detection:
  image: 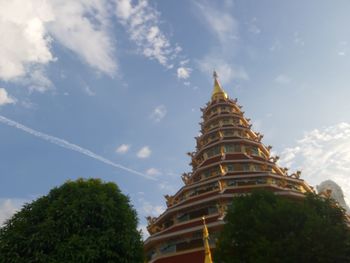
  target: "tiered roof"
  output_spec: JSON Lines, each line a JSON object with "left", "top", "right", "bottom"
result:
{"left": 144, "top": 72, "right": 313, "bottom": 263}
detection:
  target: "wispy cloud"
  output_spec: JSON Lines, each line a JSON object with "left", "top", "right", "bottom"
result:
{"left": 198, "top": 57, "right": 248, "bottom": 85}
{"left": 177, "top": 67, "right": 191, "bottom": 80}
{"left": 83, "top": 84, "right": 96, "bottom": 96}
{"left": 137, "top": 146, "right": 151, "bottom": 158}
{"left": 146, "top": 167, "right": 160, "bottom": 176}
{"left": 138, "top": 194, "right": 165, "bottom": 217}
{"left": 0, "top": 115, "right": 154, "bottom": 180}
{"left": 116, "top": 144, "right": 130, "bottom": 154}
{"left": 337, "top": 41, "right": 348, "bottom": 56}
{"left": 195, "top": 0, "right": 248, "bottom": 85}
{"left": 248, "top": 17, "right": 261, "bottom": 35}
{"left": 115, "top": 0, "right": 181, "bottom": 68}
{"left": 0, "top": 88, "right": 16, "bottom": 106}
{"left": 293, "top": 31, "right": 305, "bottom": 46}
{"left": 279, "top": 123, "right": 350, "bottom": 204}
{"left": 195, "top": 0, "right": 238, "bottom": 46}
{"left": 274, "top": 74, "right": 291, "bottom": 84}
{"left": 150, "top": 105, "right": 167, "bottom": 122}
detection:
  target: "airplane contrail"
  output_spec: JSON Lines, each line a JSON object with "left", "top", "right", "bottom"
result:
{"left": 0, "top": 115, "right": 155, "bottom": 181}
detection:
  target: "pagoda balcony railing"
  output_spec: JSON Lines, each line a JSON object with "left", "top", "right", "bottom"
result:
{"left": 199, "top": 131, "right": 251, "bottom": 148}
{"left": 202, "top": 99, "right": 240, "bottom": 116}
{"left": 171, "top": 175, "right": 306, "bottom": 209}
{"left": 203, "top": 123, "right": 251, "bottom": 135}
{"left": 194, "top": 142, "right": 269, "bottom": 164}
{"left": 204, "top": 108, "right": 242, "bottom": 121}
{"left": 192, "top": 159, "right": 276, "bottom": 178}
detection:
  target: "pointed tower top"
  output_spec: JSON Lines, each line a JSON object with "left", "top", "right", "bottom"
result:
{"left": 211, "top": 71, "right": 228, "bottom": 100}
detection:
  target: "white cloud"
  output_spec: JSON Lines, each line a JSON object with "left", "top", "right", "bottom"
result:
{"left": 177, "top": 67, "right": 191, "bottom": 79}
{"left": 0, "top": 0, "right": 54, "bottom": 81}
{"left": 137, "top": 146, "right": 151, "bottom": 158}
{"left": 115, "top": 0, "right": 180, "bottom": 68}
{"left": 0, "top": 0, "right": 117, "bottom": 90}
{"left": 279, "top": 123, "right": 350, "bottom": 205}
{"left": 116, "top": 144, "right": 130, "bottom": 154}
{"left": 139, "top": 197, "right": 165, "bottom": 217}
{"left": 195, "top": 0, "right": 238, "bottom": 45}
{"left": 0, "top": 88, "right": 16, "bottom": 106}
{"left": 150, "top": 105, "right": 167, "bottom": 122}
{"left": 48, "top": 0, "right": 117, "bottom": 75}
{"left": 146, "top": 168, "right": 160, "bottom": 176}
{"left": 198, "top": 57, "right": 248, "bottom": 85}
{"left": 274, "top": 74, "right": 291, "bottom": 84}
{"left": 24, "top": 68, "right": 53, "bottom": 92}
{"left": 0, "top": 198, "right": 26, "bottom": 226}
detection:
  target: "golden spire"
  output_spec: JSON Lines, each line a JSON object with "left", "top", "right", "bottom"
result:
{"left": 202, "top": 216, "right": 213, "bottom": 263}
{"left": 211, "top": 70, "right": 228, "bottom": 100}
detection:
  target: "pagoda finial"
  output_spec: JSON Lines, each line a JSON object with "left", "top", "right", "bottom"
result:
{"left": 213, "top": 70, "right": 218, "bottom": 79}
{"left": 211, "top": 70, "right": 228, "bottom": 100}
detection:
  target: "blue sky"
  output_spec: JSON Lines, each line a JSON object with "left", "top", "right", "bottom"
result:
{"left": 1, "top": 0, "right": 350, "bottom": 235}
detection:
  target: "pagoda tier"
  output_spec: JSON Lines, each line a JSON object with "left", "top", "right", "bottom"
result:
{"left": 144, "top": 72, "right": 313, "bottom": 263}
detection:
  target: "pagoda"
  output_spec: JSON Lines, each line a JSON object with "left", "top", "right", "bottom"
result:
{"left": 144, "top": 72, "right": 314, "bottom": 263}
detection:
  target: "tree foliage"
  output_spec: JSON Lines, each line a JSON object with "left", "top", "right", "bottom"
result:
{"left": 0, "top": 178, "right": 143, "bottom": 263}
{"left": 215, "top": 190, "right": 350, "bottom": 263}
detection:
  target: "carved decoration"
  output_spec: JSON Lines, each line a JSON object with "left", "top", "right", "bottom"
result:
{"left": 290, "top": 170, "right": 301, "bottom": 179}
{"left": 146, "top": 216, "right": 157, "bottom": 226}
{"left": 281, "top": 167, "right": 289, "bottom": 175}
{"left": 147, "top": 224, "right": 164, "bottom": 235}
{"left": 221, "top": 153, "right": 226, "bottom": 161}
{"left": 187, "top": 151, "right": 196, "bottom": 158}
{"left": 181, "top": 173, "right": 191, "bottom": 185}
{"left": 269, "top": 156, "right": 280, "bottom": 163}
{"left": 164, "top": 195, "right": 174, "bottom": 207}
{"left": 146, "top": 216, "right": 163, "bottom": 235}
{"left": 266, "top": 145, "right": 273, "bottom": 151}
{"left": 219, "top": 164, "right": 226, "bottom": 176}
{"left": 217, "top": 202, "right": 228, "bottom": 219}
{"left": 255, "top": 133, "right": 264, "bottom": 142}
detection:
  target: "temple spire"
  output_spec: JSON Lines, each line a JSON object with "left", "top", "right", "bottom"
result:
{"left": 211, "top": 70, "right": 228, "bottom": 100}
{"left": 202, "top": 217, "right": 213, "bottom": 263}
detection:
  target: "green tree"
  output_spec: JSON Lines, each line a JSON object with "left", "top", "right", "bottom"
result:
{"left": 0, "top": 178, "right": 143, "bottom": 263}
{"left": 215, "top": 190, "right": 350, "bottom": 263}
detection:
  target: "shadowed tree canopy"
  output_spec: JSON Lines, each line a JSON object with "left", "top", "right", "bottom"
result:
{"left": 215, "top": 190, "right": 350, "bottom": 263}
{"left": 0, "top": 178, "right": 143, "bottom": 263}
